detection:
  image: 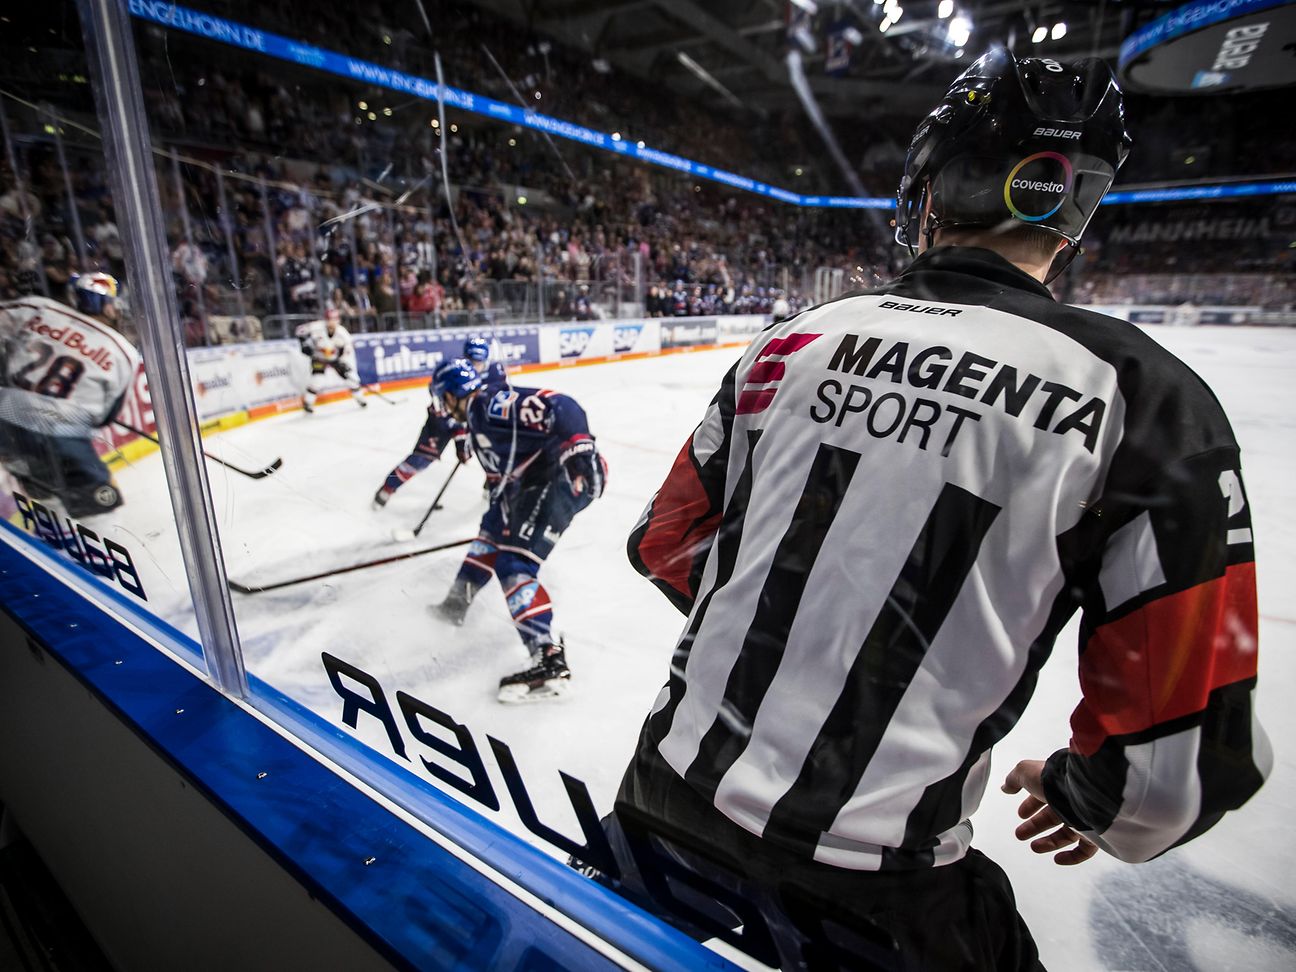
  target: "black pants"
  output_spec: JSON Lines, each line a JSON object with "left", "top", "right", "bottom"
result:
{"left": 592, "top": 743, "right": 1043, "bottom": 972}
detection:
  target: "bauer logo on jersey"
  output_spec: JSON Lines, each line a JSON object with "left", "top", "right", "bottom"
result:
{"left": 736, "top": 332, "right": 822, "bottom": 415}
{"left": 1003, "top": 152, "right": 1074, "bottom": 222}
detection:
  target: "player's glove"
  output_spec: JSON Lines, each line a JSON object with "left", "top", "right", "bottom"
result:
{"left": 559, "top": 436, "right": 605, "bottom": 499}
{"left": 453, "top": 430, "right": 472, "bottom": 464}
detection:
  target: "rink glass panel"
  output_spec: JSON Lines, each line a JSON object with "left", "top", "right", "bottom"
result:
{"left": 8, "top": 5, "right": 1294, "bottom": 972}
{"left": 117, "top": 0, "right": 687, "bottom": 916}
{"left": 0, "top": 18, "right": 201, "bottom": 658}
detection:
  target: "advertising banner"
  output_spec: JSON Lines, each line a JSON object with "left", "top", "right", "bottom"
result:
{"left": 94, "top": 366, "right": 153, "bottom": 457}
{"left": 1118, "top": 0, "right": 1295, "bottom": 94}
{"left": 1198, "top": 308, "right": 1256, "bottom": 324}
{"left": 557, "top": 324, "right": 606, "bottom": 360}
{"left": 240, "top": 342, "right": 302, "bottom": 406}
{"left": 354, "top": 326, "right": 541, "bottom": 385}
{"left": 537, "top": 321, "right": 654, "bottom": 362}
{"left": 661, "top": 318, "right": 719, "bottom": 349}
{"left": 189, "top": 342, "right": 304, "bottom": 418}
{"left": 717, "top": 315, "right": 768, "bottom": 340}
{"left": 489, "top": 327, "right": 542, "bottom": 369}
{"left": 1128, "top": 309, "right": 1170, "bottom": 324}
{"left": 610, "top": 320, "right": 661, "bottom": 355}
{"left": 189, "top": 346, "right": 244, "bottom": 420}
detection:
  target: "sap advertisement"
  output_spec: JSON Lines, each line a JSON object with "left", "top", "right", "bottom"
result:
{"left": 353, "top": 327, "right": 541, "bottom": 385}
{"left": 539, "top": 320, "right": 663, "bottom": 362}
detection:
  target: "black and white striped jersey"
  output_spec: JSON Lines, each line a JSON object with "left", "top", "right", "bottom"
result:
{"left": 626, "top": 246, "right": 1270, "bottom": 871}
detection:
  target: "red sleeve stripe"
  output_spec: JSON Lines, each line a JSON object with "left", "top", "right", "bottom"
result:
{"left": 736, "top": 388, "right": 777, "bottom": 415}
{"left": 746, "top": 361, "right": 785, "bottom": 385}
{"left": 1070, "top": 561, "right": 1258, "bottom": 756}
{"left": 758, "top": 333, "right": 821, "bottom": 359}
{"left": 633, "top": 440, "right": 719, "bottom": 600}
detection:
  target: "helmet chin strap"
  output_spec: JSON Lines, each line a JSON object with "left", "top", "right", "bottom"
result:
{"left": 1044, "top": 242, "right": 1082, "bottom": 285}
{"left": 923, "top": 221, "right": 939, "bottom": 253}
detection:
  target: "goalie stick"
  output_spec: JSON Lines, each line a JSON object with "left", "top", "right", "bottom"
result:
{"left": 227, "top": 536, "right": 473, "bottom": 594}
{"left": 113, "top": 421, "right": 283, "bottom": 479}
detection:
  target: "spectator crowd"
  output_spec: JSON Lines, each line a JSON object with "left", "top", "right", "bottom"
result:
{"left": 0, "top": 1, "right": 1291, "bottom": 345}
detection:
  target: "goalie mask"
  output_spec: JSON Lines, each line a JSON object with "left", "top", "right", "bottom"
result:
{"left": 895, "top": 48, "right": 1132, "bottom": 279}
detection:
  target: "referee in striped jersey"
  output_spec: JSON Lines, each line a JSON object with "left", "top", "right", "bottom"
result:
{"left": 590, "top": 50, "right": 1271, "bottom": 970}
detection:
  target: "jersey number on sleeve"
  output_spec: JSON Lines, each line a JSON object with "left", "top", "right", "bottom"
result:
{"left": 1218, "top": 469, "right": 1252, "bottom": 546}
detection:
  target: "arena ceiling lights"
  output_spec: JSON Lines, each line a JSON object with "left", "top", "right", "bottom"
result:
{"left": 129, "top": 2, "right": 1296, "bottom": 211}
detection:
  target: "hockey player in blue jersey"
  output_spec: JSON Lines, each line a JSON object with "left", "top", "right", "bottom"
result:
{"left": 463, "top": 335, "right": 509, "bottom": 393}
{"left": 430, "top": 358, "right": 607, "bottom": 702}
{"left": 463, "top": 336, "right": 508, "bottom": 494}
{"left": 371, "top": 378, "right": 471, "bottom": 508}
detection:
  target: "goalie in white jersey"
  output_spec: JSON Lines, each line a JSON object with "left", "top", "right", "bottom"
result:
{"left": 296, "top": 306, "right": 367, "bottom": 412}
{"left": 591, "top": 51, "right": 1270, "bottom": 971}
{"left": 0, "top": 273, "right": 140, "bottom": 517}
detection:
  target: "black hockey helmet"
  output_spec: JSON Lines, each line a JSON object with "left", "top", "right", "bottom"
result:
{"left": 895, "top": 48, "right": 1132, "bottom": 260}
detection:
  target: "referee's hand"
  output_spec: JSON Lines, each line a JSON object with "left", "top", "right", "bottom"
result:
{"left": 1002, "top": 760, "right": 1099, "bottom": 866}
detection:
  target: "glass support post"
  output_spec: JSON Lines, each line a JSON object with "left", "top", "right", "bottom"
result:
{"left": 76, "top": 0, "right": 248, "bottom": 697}
{"left": 170, "top": 152, "right": 210, "bottom": 345}
{"left": 633, "top": 249, "right": 643, "bottom": 310}
{"left": 387, "top": 205, "right": 403, "bottom": 331}
{"left": 536, "top": 243, "right": 545, "bottom": 326}
{"left": 309, "top": 211, "right": 327, "bottom": 317}
{"left": 0, "top": 97, "right": 50, "bottom": 296}
{"left": 45, "top": 103, "right": 90, "bottom": 272}
{"left": 214, "top": 167, "right": 247, "bottom": 324}
{"left": 345, "top": 212, "right": 361, "bottom": 329}
{"left": 259, "top": 176, "right": 287, "bottom": 322}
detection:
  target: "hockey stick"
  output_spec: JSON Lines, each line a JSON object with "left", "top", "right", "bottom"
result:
{"left": 113, "top": 421, "right": 283, "bottom": 479}
{"left": 364, "top": 384, "right": 399, "bottom": 405}
{"left": 393, "top": 461, "right": 461, "bottom": 541}
{"left": 227, "top": 536, "right": 473, "bottom": 594}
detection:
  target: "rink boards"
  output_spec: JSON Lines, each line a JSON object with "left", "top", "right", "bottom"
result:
{"left": 96, "top": 315, "right": 768, "bottom": 467}
{"left": 0, "top": 515, "right": 737, "bottom": 971}
{"left": 2, "top": 324, "right": 1293, "bottom": 971}
{"left": 95, "top": 306, "right": 1277, "bottom": 469}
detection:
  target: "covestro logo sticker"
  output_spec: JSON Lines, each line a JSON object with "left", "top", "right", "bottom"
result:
{"left": 1003, "top": 152, "right": 1074, "bottom": 222}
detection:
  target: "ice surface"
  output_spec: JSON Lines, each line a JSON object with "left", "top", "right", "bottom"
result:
{"left": 69, "top": 328, "right": 1296, "bottom": 969}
